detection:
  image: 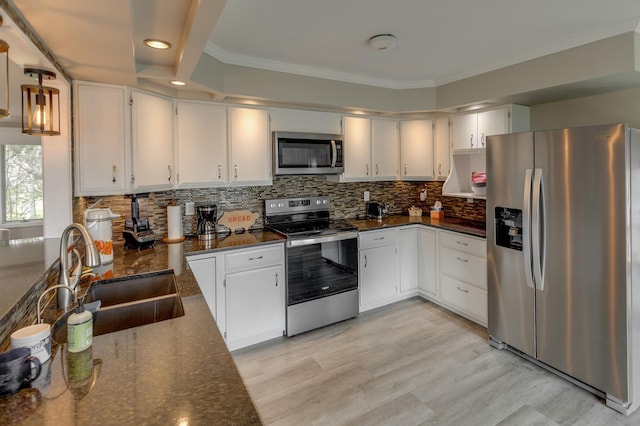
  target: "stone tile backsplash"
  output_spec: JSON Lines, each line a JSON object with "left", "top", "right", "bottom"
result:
{"left": 73, "top": 177, "right": 485, "bottom": 242}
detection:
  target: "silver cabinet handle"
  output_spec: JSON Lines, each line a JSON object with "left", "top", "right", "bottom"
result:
{"left": 275, "top": 273, "right": 278, "bottom": 287}
{"left": 456, "top": 257, "right": 469, "bottom": 263}
{"left": 375, "top": 163, "right": 379, "bottom": 175}
{"left": 456, "top": 286, "right": 469, "bottom": 293}
{"left": 248, "top": 255, "right": 263, "bottom": 261}
{"left": 455, "top": 240, "right": 469, "bottom": 246}
{"left": 218, "top": 165, "right": 222, "bottom": 179}
{"left": 364, "top": 255, "right": 367, "bottom": 268}
{"left": 373, "top": 237, "right": 385, "bottom": 241}
{"left": 112, "top": 164, "right": 117, "bottom": 183}
{"left": 365, "top": 164, "right": 369, "bottom": 176}
{"left": 234, "top": 164, "right": 238, "bottom": 179}
{"left": 168, "top": 165, "right": 172, "bottom": 182}
{"left": 321, "top": 286, "right": 329, "bottom": 291}
{"left": 404, "top": 163, "right": 407, "bottom": 176}
{"left": 470, "top": 134, "right": 474, "bottom": 148}
{"left": 481, "top": 133, "right": 485, "bottom": 147}
{"left": 438, "top": 162, "right": 442, "bottom": 176}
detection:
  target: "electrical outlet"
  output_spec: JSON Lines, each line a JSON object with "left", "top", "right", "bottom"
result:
{"left": 364, "top": 191, "right": 370, "bottom": 201}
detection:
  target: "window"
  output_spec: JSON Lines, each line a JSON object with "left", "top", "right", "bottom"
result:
{"left": 2, "top": 144, "right": 43, "bottom": 223}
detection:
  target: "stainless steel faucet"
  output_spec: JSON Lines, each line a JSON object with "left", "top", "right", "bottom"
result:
{"left": 57, "top": 223, "right": 101, "bottom": 308}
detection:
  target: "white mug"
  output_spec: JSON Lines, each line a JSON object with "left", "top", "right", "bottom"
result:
{"left": 11, "top": 323, "right": 52, "bottom": 363}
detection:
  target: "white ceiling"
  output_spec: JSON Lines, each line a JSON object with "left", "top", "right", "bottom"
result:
{"left": 6, "top": 0, "right": 640, "bottom": 107}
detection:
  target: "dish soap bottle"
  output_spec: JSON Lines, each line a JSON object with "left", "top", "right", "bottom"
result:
{"left": 67, "top": 301, "right": 93, "bottom": 353}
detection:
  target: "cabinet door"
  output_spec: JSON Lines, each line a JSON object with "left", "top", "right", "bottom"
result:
{"left": 477, "top": 108, "right": 508, "bottom": 149}
{"left": 228, "top": 107, "right": 271, "bottom": 185}
{"left": 451, "top": 113, "right": 478, "bottom": 150}
{"left": 187, "top": 256, "right": 216, "bottom": 317}
{"left": 131, "top": 90, "right": 175, "bottom": 192}
{"left": 371, "top": 118, "right": 399, "bottom": 180}
{"left": 433, "top": 117, "right": 450, "bottom": 180}
{"left": 176, "top": 101, "right": 227, "bottom": 187}
{"left": 418, "top": 228, "right": 437, "bottom": 296}
{"left": 342, "top": 116, "right": 371, "bottom": 180}
{"left": 360, "top": 245, "right": 398, "bottom": 308}
{"left": 75, "top": 83, "right": 128, "bottom": 195}
{"left": 270, "top": 108, "right": 341, "bottom": 133}
{"left": 399, "top": 228, "right": 418, "bottom": 293}
{"left": 226, "top": 264, "right": 284, "bottom": 350}
{"left": 400, "top": 120, "right": 434, "bottom": 180}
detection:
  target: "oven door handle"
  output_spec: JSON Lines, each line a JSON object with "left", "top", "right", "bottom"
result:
{"left": 287, "top": 231, "right": 358, "bottom": 247}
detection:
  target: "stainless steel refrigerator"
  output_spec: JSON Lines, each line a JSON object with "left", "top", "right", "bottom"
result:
{"left": 487, "top": 122, "right": 640, "bottom": 415}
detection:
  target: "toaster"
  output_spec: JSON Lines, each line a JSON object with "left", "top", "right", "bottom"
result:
{"left": 366, "top": 202, "right": 388, "bottom": 219}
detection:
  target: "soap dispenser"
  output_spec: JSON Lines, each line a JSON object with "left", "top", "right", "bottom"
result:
{"left": 67, "top": 301, "right": 93, "bottom": 353}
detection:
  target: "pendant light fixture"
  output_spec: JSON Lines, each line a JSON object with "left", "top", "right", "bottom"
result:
{"left": 21, "top": 67, "right": 60, "bottom": 136}
{"left": 0, "top": 17, "right": 9, "bottom": 119}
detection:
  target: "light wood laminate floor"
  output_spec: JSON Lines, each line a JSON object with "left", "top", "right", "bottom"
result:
{"left": 232, "top": 298, "right": 640, "bottom": 425}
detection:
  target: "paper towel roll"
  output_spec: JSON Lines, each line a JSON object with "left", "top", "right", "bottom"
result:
{"left": 167, "top": 205, "right": 183, "bottom": 240}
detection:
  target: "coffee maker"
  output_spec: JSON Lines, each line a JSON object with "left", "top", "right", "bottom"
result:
{"left": 123, "top": 194, "right": 156, "bottom": 248}
{"left": 197, "top": 205, "right": 217, "bottom": 240}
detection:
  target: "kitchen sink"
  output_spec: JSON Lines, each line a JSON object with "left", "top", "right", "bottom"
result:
{"left": 52, "top": 271, "right": 185, "bottom": 344}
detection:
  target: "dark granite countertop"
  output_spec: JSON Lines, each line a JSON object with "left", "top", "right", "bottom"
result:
{"left": 0, "top": 231, "right": 286, "bottom": 425}
{"left": 350, "top": 215, "right": 486, "bottom": 238}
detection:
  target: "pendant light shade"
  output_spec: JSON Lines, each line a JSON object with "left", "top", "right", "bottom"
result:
{"left": 21, "top": 68, "right": 60, "bottom": 136}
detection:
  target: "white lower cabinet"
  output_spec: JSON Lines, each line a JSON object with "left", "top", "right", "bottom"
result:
{"left": 223, "top": 244, "right": 285, "bottom": 350}
{"left": 359, "top": 229, "right": 400, "bottom": 311}
{"left": 225, "top": 264, "right": 284, "bottom": 351}
{"left": 187, "top": 243, "right": 285, "bottom": 351}
{"left": 186, "top": 253, "right": 219, "bottom": 318}
{"left": 399, "top": 227, "right": 419, "bottom": 295}
{"left": 417, "top": 228, "right": 437, "bottom": 297}
{"left": 437, "top": 231, "right": 487, "bottom": 326}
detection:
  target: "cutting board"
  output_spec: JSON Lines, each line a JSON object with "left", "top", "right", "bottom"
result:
{"left": 218, "top": 210, "right": 259, "bottom": 232}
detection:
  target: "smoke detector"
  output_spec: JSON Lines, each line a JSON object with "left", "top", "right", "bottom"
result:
{"left": 368, "top": 34, "right": 396, "bottom": 51}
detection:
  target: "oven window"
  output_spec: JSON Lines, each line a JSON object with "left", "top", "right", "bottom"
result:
{"left": 278, "top": 141, "right": 332, "bottom": 168}
{"left": 287, "top": 238, "right": 358, "bottom": 305}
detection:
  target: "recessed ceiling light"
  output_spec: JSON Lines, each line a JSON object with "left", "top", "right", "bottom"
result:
{"left": 368, "top": 34, "right": 396, "bottom": 51}
{"left": 143, "top": 39, "right": 171, "bottom": 49}
{"left": 170, "top": 80, "right": 186, "bottom": 86}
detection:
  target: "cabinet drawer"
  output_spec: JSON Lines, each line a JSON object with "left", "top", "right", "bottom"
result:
{"left": 440, "top": 275, "right": 487, "bottom": 322}
{"left": 440, "top": 247, "right": 487, "bottom": 289}
{"left": 225, "top": 245, "right": 283, "bottom": 273}
{"left": 440, "top": 232, "right": 486, "bottom": 257}
{"left": 359, "top": 229, "right": 398, "bottom": 249}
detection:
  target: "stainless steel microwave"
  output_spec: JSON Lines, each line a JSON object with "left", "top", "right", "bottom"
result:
{"left": 273, "top": 131, "right": 344, "bottom": 175}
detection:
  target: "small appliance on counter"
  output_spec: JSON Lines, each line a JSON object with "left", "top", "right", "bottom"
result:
{"left": 123, "top": 194, "right": 155, "bottom": 249}
{"left": 366, "top": 201, "right": 388, "bottom": 219}
{"left": 196, "top": 204, "right": 217, "bottom": 240}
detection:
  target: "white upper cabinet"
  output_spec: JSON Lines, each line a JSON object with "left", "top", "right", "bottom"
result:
{"left": 130, "top": 90, "right": 175, "bottom": 192}
{"left": 371, "top": 118, "right": 399, "bottom": 180}
{"left": 333, "top": 116, "right": 398, "bottom": 182}
{"left": 450, "top": 105, "right": 530, "bottom": 152}
{"left": 433, "top": 117, "right": 450, "bottom": 180}
{"left": 341, "top": 116, "right": 372, "bottom": 180}
{"left": 269, "top": 108, "right": 341, "bottom": 134}
{"left": 228, "top": 107, "right": 272, "bottom": 186}
{"left": 176, "top": 101, "right": 228, "bottom": 188}
{"left": 400, "top": 119, "right": 434, "bottom": 180}
{"left": 74, "top": 82, "right": 129, "bottom": 196}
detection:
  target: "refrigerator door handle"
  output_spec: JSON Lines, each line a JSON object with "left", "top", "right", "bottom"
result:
{"left": 532, "top": 168, "right": 546, "bottom": 291}
{"left": 523, "top": 168, "right": 535, "bottom": 289}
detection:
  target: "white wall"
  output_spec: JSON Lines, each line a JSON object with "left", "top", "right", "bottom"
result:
{"left": 530, "top": 86, "right": 640, "bottom": 130}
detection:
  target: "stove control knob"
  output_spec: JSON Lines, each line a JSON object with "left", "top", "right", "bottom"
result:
{"left": 278, "top": 203, "right": 285, "bottom": 208}
{"left": 322, "top": 200, "right": 328, "bottom": 204}
{"left": 316, "top": 200, "right": 322, "bottom": 205}
{"left": 269, "top": 203, "right": 276, "bottom": 208}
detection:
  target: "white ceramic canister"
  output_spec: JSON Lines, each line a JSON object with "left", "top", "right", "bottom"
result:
{"left": 85, "top": 208, "right": 118, "bottom": 264}
{"left": 11, "top": 323, "right": 52, "bottom": 363}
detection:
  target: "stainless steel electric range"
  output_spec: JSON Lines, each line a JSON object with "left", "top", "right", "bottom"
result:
{"left": 265, "top": 196, "right": 359, "bottom": 336}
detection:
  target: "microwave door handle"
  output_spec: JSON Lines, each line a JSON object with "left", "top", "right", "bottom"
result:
{"left": 331, "top": 140, "right": 337, "bottom": 168}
